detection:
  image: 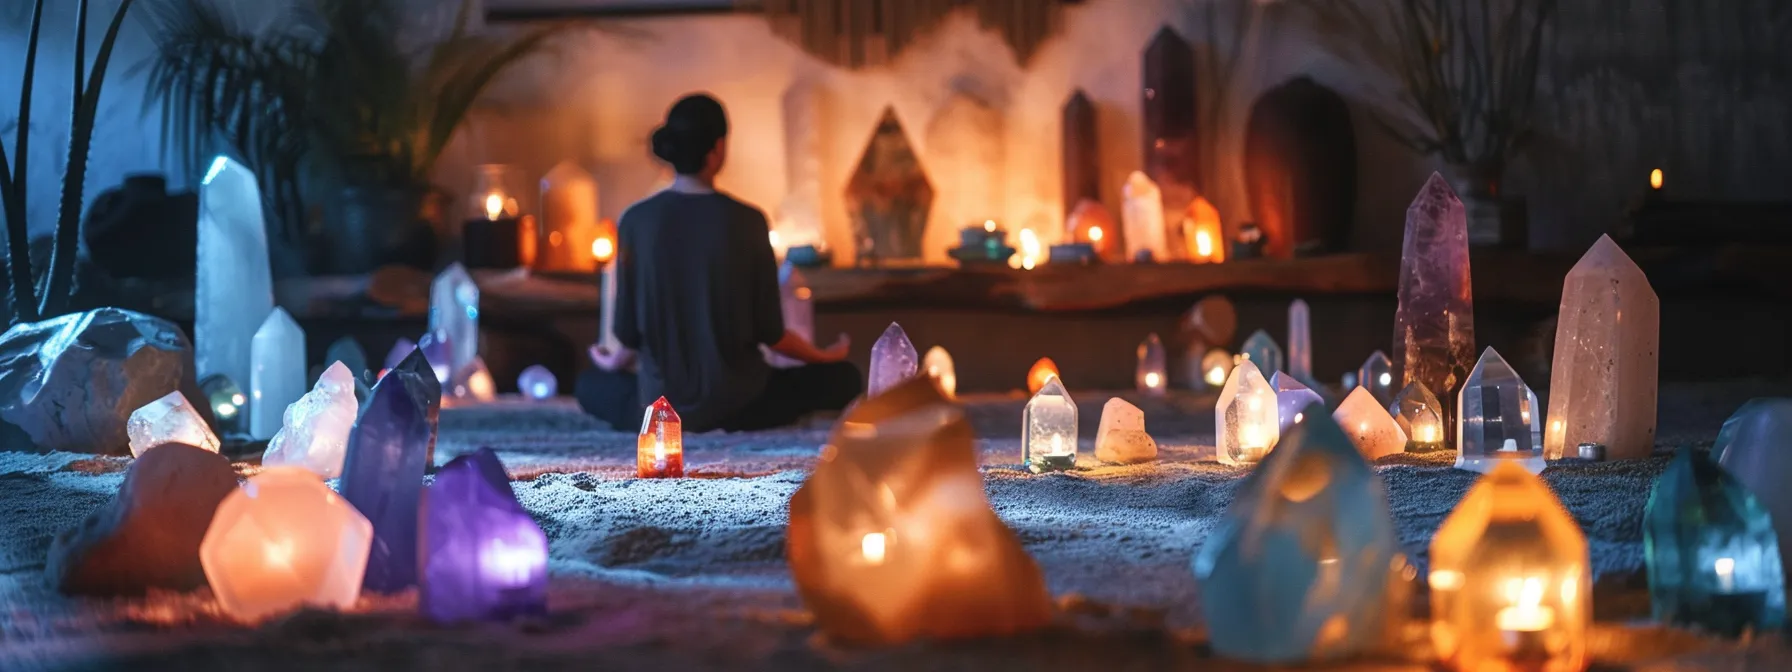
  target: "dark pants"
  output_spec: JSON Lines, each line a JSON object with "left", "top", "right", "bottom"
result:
{"left": 576, "top": 362, "right": 863, "bottom": 432}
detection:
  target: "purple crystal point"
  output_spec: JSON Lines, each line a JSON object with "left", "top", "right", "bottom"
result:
{"left": 341, "top": 349, "right": 441, "bottom": 592}
{"left": 383, "top": 338, "right": 417, "bottom": 372}
{"left": 421, "top": 447, "right": 547, "bottom": 623}
{"left": 1393, "top": 173, "right": 1475, "bottom": 400}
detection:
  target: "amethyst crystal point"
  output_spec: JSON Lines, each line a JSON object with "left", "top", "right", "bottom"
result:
{"left": 383, "top": 338, "right": 416, "bottom": 373}
{"left": 421, "top": 447, "right": 547, "bottom": 623}
{"left": 417, "top": 330, "right": 453, "bottom": 387}
{"left": 340, "top": 349, "right": 441, "bottom": 592}
{"left": 1393, "top": 173, "right": 1475, "bottom": 402}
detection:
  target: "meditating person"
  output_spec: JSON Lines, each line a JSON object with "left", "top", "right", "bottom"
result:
{"left": 576, "top": 93, "right": 861, "bottom": 433}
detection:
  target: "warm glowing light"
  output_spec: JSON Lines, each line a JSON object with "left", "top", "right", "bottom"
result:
{"left": 591, "top": 236, "right": 615, "bottom": 263}
{"left": 1293, "top": 412, "right": 1304, "bottom": 424}
{"left": 983, "top": 219, "right": 997, "bottom": 233}
{"left": 637, "top": 397, "right": 685, "bottom": 478}
{"left": 1650, "top": 168, "right": 1664, "bottom": 190}
{"left": 1185, "top": 196, "right": 1225, "bottom": 262}
{"left": 263, "top": 539, "right": 295, "bottom": 569}
{"left": 1018, "top": 228, "right": 1042, "bottom": 270}
{"left": 1378, "top": 373, "right": 1392, "bottom": 387}
{"left": 768, "top": 229, "right": 782, "bottom": 249}
{"left": 1088, "top": 226, "right": 1104, "bottom": 242}
{"left": 1144, "top": 372, "right": 1161, "bottom": 388}
{"left": 861, "top": 532, "right": 887, "bottom": 565}
{"left": 480, "top": 537, "right": 542, "bottom": 587}
{"left": 1027, "top": 358, "right": 1060, "bottom": 395}
{"left": 1206, "top": 367, "right": 1226, "bottom": 386}
{"left": 216, "top": 402, "right": 238, "bottom": 418}
{"left": 1415, "top": 422, "right": 1440, "bottom": 444}
{"left": 233, "top": 393, "right": 247, "bottom": 405}
{"left": 1195, "top": 230, "right": 1214, "bottom": 257}
{"left": 1494, "top": 576, "right": 1556, "bottom": 632}
{"left": 483, "top": 193, "right": 504, "bottom": 220}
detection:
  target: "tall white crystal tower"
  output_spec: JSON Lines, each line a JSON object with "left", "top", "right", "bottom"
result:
{"left": 195, "top": 156, "right": 274, "bottom": 407}
{"left": 428, "top": 263, "right": 480, "bottom": 389}
{"left": 250, "top": 308, "right": 306, "bottom": 439}
{"left": 1287, "top": 299, "right": 1312, "bottom": 382}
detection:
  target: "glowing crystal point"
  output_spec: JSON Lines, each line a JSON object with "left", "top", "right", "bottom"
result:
{"left": 518, "top": 365, "right": 558, "bottom": 400}
{"left": 1121, "top": 171, "right": 1168, "bottom": 262}
{"left": 768, "top": 262, "right": 814, "bottom": 368}
{"left": 127, "top": 391, "right": 221, "bottom": 458}
{"left": 1195, "top": 408, "right": 1397, "bottom": 663}
{"left": 1241, "top": 330, "right": 1284, "bottom": 378}
{"left": 1545, "top": 235, "right": 1660, "bottom": 461}
{"left": 787, "top": 377, "right": 1052, "bottom": 644}
{"left": 867, "top": 323, "right": 918, "bottom": 398}
{"left": 262, "top": 362, "right": 360, "bottom": 479}
{"left": 1136, "top": 334, "right": 1167, "bottom": 395}
{"left": 1393, "top": 173, "right": 1475, "bottom": 401}
{"left": 1358, "top": 350, "right": 1395, "bottom": 407}
{"left": 1429, "top": 462, "right": 1589, "bottom": 672}
{"left": 195, "top": 156, "right": 274, "bottom": 416}
{"left": 418, "top": 330, "right": 452, "bottom": 386}
{"left": 382, "top": 338, "right": 416, "bottom": 373}
{"left": 1333, "top": 387, "right": 1407, "bottom": 460}
{"left": 249, "top": 308, "right": 305, "bottom": 440}
{"left": 199, "top": 466, "right": 374, "bottom": 623}
{"left": 429, "top": 263, "right": 480, "bottom": 395}
{"left": 341, "top": 350, "right": 441, "bottom": 592}
{"left": 420, "top": 448, "right": 548, "bottom": 623}
{"left": 922, "top": 346, "right": 956, "bottom": 399}
{"left": 1390, "top": 382, "right": 1446, "bottom": 452}
{"left": 1270, "top": 372, "right": 1322, "bottom": 431}
{"left": 1217, "top": 360, "right": 1279, "bottom": 465}
{"left": 1456, "top": 348, "right": 1542, "bottom": 474}
{"left": 1095, "top": 397, "right": 1156, "bottom": 464}
{"left": 1024, "top": 376, "right": 1078, "bottom": 473}
{"left": 638, "top": 396, "right": 684, "bottom": 478}
{"left": 1287, "top": 299, "right": 1312, "bottom": 382}
{"left": 1645, "top": 448, "right": 1785, "bottom": 636}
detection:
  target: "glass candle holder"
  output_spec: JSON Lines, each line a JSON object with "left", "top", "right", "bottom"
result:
{"left": 1391, "top": 381, "right": 1447, "bottom": 452}
{"left": 1024, "top": 376, "right": 1078, "bottom": 472}
{"left": 1136, "top": 334, "right": 1168, "bottom": 396}
{"left": 1217, "top": 360, "right": 1279, "bottom": 465}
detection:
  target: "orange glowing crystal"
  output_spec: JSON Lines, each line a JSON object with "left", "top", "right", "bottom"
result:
{"left": 787, "top": 376, "right": 1052, "bottom": 644}
{"left": 637, "top": 396, "right": 685, "bottom": 478}
{"left": 199, "top": 466, "right": 374, "bottom": 622}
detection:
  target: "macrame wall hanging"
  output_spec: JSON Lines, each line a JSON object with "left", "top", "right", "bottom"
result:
{"left": 755, "top": 0, "right": 1076, "bottom": 69}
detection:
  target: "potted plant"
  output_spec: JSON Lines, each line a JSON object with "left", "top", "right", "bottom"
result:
{"left": 144, "top": 0, "right": 566, "bottom": 274}
{"left": 1290, "top": 0, "right": 1557, "bottom": 247}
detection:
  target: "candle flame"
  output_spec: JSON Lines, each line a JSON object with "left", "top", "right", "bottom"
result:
{"left": 1378, "top": 372, "right": 1392, "bottom": 387}
{"left": 1650, "top": 168, "right": 1663, "bottom": 190}
{"left": 1293, "top": 412, "right": 1304, "bottom": 424}
{"left": 484, "top": 193, "right": 504, "bottom": 220}
{"left": 1088, "top": 226, "right": 1104, "bottom": 242}
{"left": 1415, "top": 422, "right": 1440, "bottom": 443}
{"left": 1018, "top": 228, "right": 1042, "bottom": 270}
{"left": 983, "top": 219, "right": 997, "bottom": 233}
{"left": 1206, "top": 367, "right": 1226, "bottom": 386}
{"left": 862, "top": 532, "right": 887, "bottom": 565}
{"left": 592, "top": 236, "right": 615, "bottom": 263}
{"left": 1144, "top": 372, "right": 1161, "bottom": 388}
{"left": 1195, "top": 229, "right": 1214, "bottom": 257}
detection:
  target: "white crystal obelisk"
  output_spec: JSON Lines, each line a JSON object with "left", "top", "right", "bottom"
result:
{"left": 1287, "top": 299, "right": 1312, "bottom": 382}
{"left": 1122, "top": 171, "right": 1169, "bottom": 262}
{"left": 195, "top": 156, "right": 274, "bottom": 406}
{"left": 250, "top": 308, "right": 306, "bottom": 440}
{"left": 428, "top": 263, "right": 480, "bottom": 390}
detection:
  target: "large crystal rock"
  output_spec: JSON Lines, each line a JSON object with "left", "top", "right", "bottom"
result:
{"left": 1062, "top": 90, "right": 1101, "bottom": 218}
{"left": 0, "top": 309, "right": 205, "bottom": 454}
{"left": 1333, "top": 387, "right": 1406, "bottom": 460}
{"left": 341, "top": 350, "right": 441, "bottom": 592}
{"left": 249, "top": 308, "right": 305, "bottom": 440}
{"left": 518, "top": 365, "right": 558, "bottom": 400}
{"left": 1241, "top": 329, "right": 1284, "bottom": 378}
{"left": 201, "top": 466, "right": 374, "bottom": 622}
{"left": 925, "top": 91, "right": 1004, "bottom": 264}
{"left": 1646, "top": 448, "right": 1785, "bottom": 636}
{"left": 429, "top": 263, "right": 480, "bottom": 395}
{"left": 127, "top": 391, "right": 220, "bottom": 458}
{"left": 1717, "top": 399, "right": 1792, "bottom": 595}
{"left": 1193, "top": 408, "right": 1397, "bottom": 663}
{"left": 47, "top": 443, "right": 237, "bottom": 596}
{"left": 1390, "top": 382, "right": 1446, "bottom": 452}
{"left": 1095, "top": 397, "right": 1156, "bottom": 464}
{"left": 421, "top": 447, "right": 548, "bottom": 623}
{"left": 767, "top": 262, "right": 813, "bottom": 369}
{"left": 1271, "top": 372, "right": 1323, "bottom": 431}
{"left": 1217, "top": 360, "right": 1279, "bottom": 465}
{"left": 1456, "top": 348, "right": 1541, "bottom": 474}
{"left": 1121, "top": 171, "right": 1169, "bottom": 262}
{"left": 262, "top": 362, "right": 360, "bottom": 479}
{"left": 1024, "top": 376, "right": 1078, "bottom": 472}
{"left": 1545, "top": 235, "right": 1660, "bottom": 460}
{"left": 922, "top": 346, "right": 956, "bottom": 399}
{"left": 1429, "top": 462, "right": 1590, "bottom": 671}
{"left": 195, "top": 156, "right": 274, "bottom": 409}
{"left": 1136, "top": 333, "right": 1168, "bottom": 395}
{"left": 867, "top": 322, "right": 918, "bottom": 398}
{"left": 787, "top": 377, "right": 1052, "bottom": 644}
{"left": 1358, "top": 350, "right": 1395, "bottom": 407}
{"left": 1287, "top": 299, "right": 1312, "bottom": 382}
{"left": 845, "top": 108, "right": 933, "bottom": 263}
{"left": 324, "top": 336, "right": 370, "bottom": 384}
{"left": 1393, "top": 173, "right": 1475, "bottom": 402}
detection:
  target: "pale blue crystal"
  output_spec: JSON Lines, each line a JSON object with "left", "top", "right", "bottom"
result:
{"left": 1193, "top": 406, "right": 1396, "bottom": 663}
{"left": 1271, "top": 372, "right": 1322, "bottom": 431}
{"left": 1717, "top": 398, "right": 1792, "bottom": 603}
{"left": 428, "top": 263, "right": 479, "bottom": 395}
{"left": 325, "top": 337, "right": 369, "bottom": 384}
{"left": 1241, "top": 330, "right": 1283, "bottom": 378}
{"left": 1358, "top": 350, "right": 1394, "bottom": 407}
{"left": 1646, "top": 447, "right": 1785, "bottom": 636}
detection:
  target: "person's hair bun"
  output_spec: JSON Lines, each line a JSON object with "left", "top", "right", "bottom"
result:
{"left": 650, "top": 125, "right": 682, "bottom": 165}
{"left": 653, "top": 93, "right": 729, "bottom": 175}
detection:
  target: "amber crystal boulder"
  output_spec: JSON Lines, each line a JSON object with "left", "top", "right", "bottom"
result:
{"left": 787, "top": 377, "right": 1052, "bottom": 645}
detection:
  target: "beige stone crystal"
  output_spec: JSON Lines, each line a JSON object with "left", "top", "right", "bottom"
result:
{"left": 1095, "top": 398, "right": 1157, "bottom": 464}
{"left": 787, "top": 377, "right": 1051, "bottom": 645}
{"left": 1332, "top": 386, "right": 1407, "bottom": 460}
{"left": 1544, "top": 235, "right": 1659, "bottom": 460}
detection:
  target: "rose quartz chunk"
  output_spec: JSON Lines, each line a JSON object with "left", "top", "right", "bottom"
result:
{"left": 1544, "top": 235, "right": 1659, "bottom": 460}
